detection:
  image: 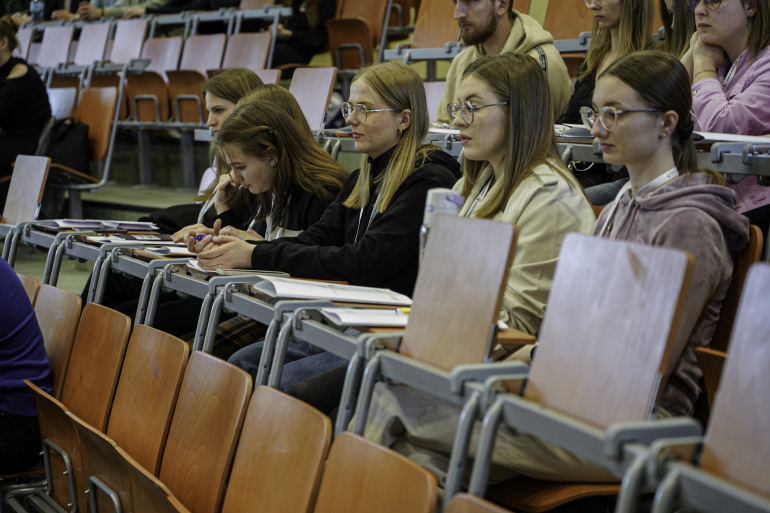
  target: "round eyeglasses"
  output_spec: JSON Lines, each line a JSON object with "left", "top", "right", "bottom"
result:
{"left": 583, "top": 0, "right": 608, "bottom": 7}
{"left": 688, "top": 0, "right": 721, "bottom": 10}
{"left": 341, "top": 102, "right": 397, "bottom": 122}
{"left": 580, "top": 105, "right": 663, "bottom": 132}
{"left": 446, "top": 100, "right": 508, "bottom": 124}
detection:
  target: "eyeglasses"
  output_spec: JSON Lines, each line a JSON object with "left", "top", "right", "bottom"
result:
{"left": 688, "top": 0, "right": 721, "bottom": 10}
{"left": 341, "top": 102, "right": 397, "bottom": 122}
{"left": 583, "top": 0, "right": 608, "bottom": 7}
{"left": 446, "top": 100, "right": 508, "bottom": 124}
{"left": 580, "top": 105, "right": 663, "bottom": 132}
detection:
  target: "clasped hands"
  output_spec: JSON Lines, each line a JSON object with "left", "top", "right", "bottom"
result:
{"left": 172, "top": 219, "right": 260, "bottom": 270}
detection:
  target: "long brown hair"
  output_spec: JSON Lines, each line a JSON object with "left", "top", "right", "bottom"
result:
{"left": 659, "top": 0, "right": 696, "bottom": 58}
{"left": 216, "top": 101, "right": 348, "bottom": 227}
{"left": 0, "top": 16, "right": 19, "bottom": 53}
{"left": 746, "top": 0, "right": 770, "bottom": 59}
{"left": 343, "top": 61, "right": 434, "bottom": 213}
{"left": 579, "top": 0, "right": 654, "bottom": 81}
{"left": 459, "top": 53, "right": 582, "bottom": 218}
{"left": 601, "top": 50, "right": 722, "bottom": 183}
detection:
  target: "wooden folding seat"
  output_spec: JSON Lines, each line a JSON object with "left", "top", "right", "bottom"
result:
{"left": 16, "top": 272, "right": 39, "bottom": 305}
{"left": 73, "top": 22, "right": 110, "bottom": 66}
{"left": 34, "top": 284, "right": 81, "bottom": 399}
{"left": 221, "top": 386, "right": 331, "bottom": 513}
{"left": 9, "top": 304, "right": 131, "bottom": 513}
{"left": 445, "top": 493, "right": 513, "bottom": 513}
{"left": 47, "top": 86, "right": 119, "bottom": 218}
{"left": 166, "top": 34, "right": 226, "bottom": 123}
{"left": 14, "top": 27, "right": 33, "bottom": 60}
{"left": 327, "top": 0, "right": 389, "bottom": 70}
{"left": 287, "top": 67, "right": 337, "bottom": 131}
{"left": 314, "top": 432, "right": 437, "bottom": 513}
{"left": 0, "top": 155, "right": 50, "bottom": 265}
{"left": 125, "top": 36, "right": 183, "bottom": 123}
{"left": 158, "top": 352, "right": 252, "bottom": 513}
{"left": 513, "top": 0, "right": 530, "bottom": 14}
{"left": 254, "top": 68, "right": 281, "bottom": 85}
{"left": 109, "top": 19, "right": 149, "bottom": 65}
{"left": 36, "top": 26, "right": 75, "bottom": 80}
{"left": 466, "top": 233, "right": 698, "bottom": 512}
{"left": 423, "top": 81, "right": 445, "bottom": 124}
{"left": 107, "top": 325, "right": 189, "bottom": 474}
{"left": 542, "top": 1, "right": 594, "bottom": 78}
{"left": 47, "top": 87, "right": 78, "bottom": 119}
{"left": 215, "top": 32, "right": 271, "bottom": 73}
{"left": 651, "top": 263, "right": 770, "bottom": 513}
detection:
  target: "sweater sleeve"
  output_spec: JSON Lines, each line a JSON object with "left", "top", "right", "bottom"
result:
{"left": 249, "top": 166, "right": 456, "bottom": 292}
{"left": 691, "top": 53, "right": 770, "bottom": 135}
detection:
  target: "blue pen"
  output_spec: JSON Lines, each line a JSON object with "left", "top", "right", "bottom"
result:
{"left": 193, "top": 234, "right": 208, "bottom": 241}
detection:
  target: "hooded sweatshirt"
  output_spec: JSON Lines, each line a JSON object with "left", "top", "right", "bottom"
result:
{"left": 436, "top": 10, "right": 572, "bottom": 124}
{"left": 595, "top": 172, "right": 750, "bottom": 416}
{"left": 249, "top": 147, "right": 460, "bottom": 297}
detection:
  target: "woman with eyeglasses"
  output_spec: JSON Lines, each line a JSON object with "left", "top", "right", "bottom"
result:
{"left": 359, "top": 53, "right": 600, "bottom": 485}
{"left": 448, "top": 52, "right": 594, "bottom": 335}
{"left": 681, "top": 0, "right": 770, "bottom": 240}
{"left": 563, "top": 0, "right": 654, "bottom": 193}
{"left": 586, "top": 50, "right": 749, "bottom": 417}
{"left": 196, "top": 61, "right": 460, "bottom": 391}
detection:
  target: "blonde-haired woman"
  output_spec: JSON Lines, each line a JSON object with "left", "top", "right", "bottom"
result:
{"left": 195, "top": 61, "right": 460, "bottom": 390}
{"left": 564, "top": 0, "right": 654, "bottom": 191}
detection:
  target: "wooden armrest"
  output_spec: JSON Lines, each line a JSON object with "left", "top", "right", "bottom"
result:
{"left": 49, "top": 163, "right": 100, "bottom": 184}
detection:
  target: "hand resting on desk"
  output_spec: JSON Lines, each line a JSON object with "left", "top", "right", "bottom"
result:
{"left": 189, "top": 235, "right": 256, "bottom": 270}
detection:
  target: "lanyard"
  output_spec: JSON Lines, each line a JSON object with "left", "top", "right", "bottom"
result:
{"left": 723, "top": 49, "right": 746, "bottom": 91}
{"left": 355, "top": 192, "right": 380, "bottom": 242}
{"left": 464, "top": 173, "right": 494, "bottom": 218}
{"left": 599, "top": 168, "right": 679, "bottom": 238}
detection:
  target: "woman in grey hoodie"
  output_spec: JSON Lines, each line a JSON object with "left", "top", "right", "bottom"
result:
{"left": 585, "top": 49, "right": 750, "bottom": 417}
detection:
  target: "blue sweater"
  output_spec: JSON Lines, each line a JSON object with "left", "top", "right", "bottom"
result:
{"left": 0, "top": 258, "right": 52, "bottom": 416}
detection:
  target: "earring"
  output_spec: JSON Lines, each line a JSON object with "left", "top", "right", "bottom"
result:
{"left": 660, "top": 131, "right": 668, "bottom": 138}
{"left": 271, "top": 161, "right": 277, "bottom": 167}
{"left": 398, "top": 128, "right": 403, "bottom": 135}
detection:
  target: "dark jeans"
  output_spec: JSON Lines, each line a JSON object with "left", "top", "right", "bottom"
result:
{"left": 0, "top": 411, "right": 42, "bottom": 473}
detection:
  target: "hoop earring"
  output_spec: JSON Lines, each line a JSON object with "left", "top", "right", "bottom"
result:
{"left": 398, "top": 128, "right": 403, "bottom": 135}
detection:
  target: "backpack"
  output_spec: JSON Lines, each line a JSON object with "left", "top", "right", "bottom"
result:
{"left": 46, "top": 117, "right": 90, "bottom": 175}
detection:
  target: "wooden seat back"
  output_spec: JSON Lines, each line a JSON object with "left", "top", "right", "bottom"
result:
{"left": 16, "top": 272, "right": 39, "bottom": 305}
{"left": 122, "top": 444, "right": 191, "bottom": 513}
{"left": 47, "top": 87, "right": 78, "bottom": 119}
{"left": 159, "top": 352, "right": 252, "bottom": 513}
{"left": 73, "top": 22, "right": 110, "bottom": 66}
{"left": 34, "top": 284, "right": 81, "bottom": 399}
{"left": 710, "top": 224, "right": 762, "bottom": 352}
{"left": 2, "top": 155, "right": 50, "bottom": 225}
{"left": 524, "top": 233, "right": 694, "bottom": 428}
{"left": 107, "top": 325, "right": 189, "bottom": 475}
{"left": 424, "top": 80, "right": 445, "bottom": 124}
{"left": 68, "top": 411, "right": 133, "bottom": 513}
{"left": 238, "top": 0, "right": 271, "bottom": 9}
{"left": 110, "top": 19, "right": 149, "bottom": 64}
{"left": 142, "top": 36, "right": 183, "bottom": 79}
{"left": 543, "top": 1, "right": 594, "bottom": 41}
{"left": 445, "top": 493, "right": 516, "bottom": 513}
{"left": 178, "top": 33, "right": 226, "bottom": 75}
{"left": 314, "top": 432, "right": 437, "bottom": 513}
{"left": 288, "top": 67, "right": 337, "bottom": 131}
{"left": 221, "top": 32, "right": 271, "bottom": 70}
{"left": 253, "top": 68, "right": 281, "bottom": 85}
{"left": 410, "top": 0, "right": 459, "bottom": 49}
{"left": 513, "top": 0, "right": 531, "bottom": 14}
{"left": 221, "top": 386, "right": 331, "bottom": 513}
{"left": 26, "top": 381, "right": 87, "bottom": 512}
{"left": 699, "top": 263, "right": 770, "bottom": 498}
{"left": 14, "top": 27, "right": 33, "bottom": 60}
{"left": 400, "top": 215, "right": 517, "bottom": 370}
{"left": 74, "top": 86, "right": 118, "bottom": 163}
{"left": 37, "top": 25, "right": 75, "bottom": 68}
{"left": 59, "top": 303, "right": 131, "bottom": 431}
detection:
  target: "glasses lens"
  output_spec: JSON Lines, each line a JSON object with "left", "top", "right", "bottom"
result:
{"left": 356, "top": 104, "right": 367, "bottom": 122}
{"left": 579, "top": 107, "right": 595, "bottom": 129}
{"left": 599, "top": 107, "right": 618, "bottom": 131}
{"left": 341, "top": 102, "right": 351, "bottom": 118}
{"left": 447, "top": 104, "right": 458, "bottom": 121}
{"left": 460, "top": 101, "right": 474, "bottom": 124}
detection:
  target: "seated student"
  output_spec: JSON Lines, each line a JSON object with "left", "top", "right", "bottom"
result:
{"left": 448, "top": 52, "right": 595, "bottom": 335}
{"left": 362, "top": 50, "right": 749, "bottom": 486}
{"left": 564, "top": 0, "right": 654, "bottom": 193}
{"left": 681, "top": 0, "right": 770, "bottom": 239}
{"left": 0, "top": 15, "right": 51, "bottom": 210}
{"left": 189, "top": 61, "right": 461, "bottom": 388}
{"left": 0, "top": 258, "right": 52, "bottom": 473}
{"left": 147, "top": 68, "right": 263, "bottom": 236}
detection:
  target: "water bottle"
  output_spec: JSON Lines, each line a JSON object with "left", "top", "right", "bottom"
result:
{"left": 29, "top": 0, "right": 44, "bottom": 22}
{"left": 419, "top": 188, "right": 464, "bottom": 264}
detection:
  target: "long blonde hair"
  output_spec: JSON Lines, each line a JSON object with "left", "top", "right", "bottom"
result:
{"left": 579, "top": 0, "right": 654, "bottom": 81}
{"left": 460, "top": 53, "right": 583, "bottom": 218}
{"left": 343, "top": 61, "right": 433, "bottom": 213}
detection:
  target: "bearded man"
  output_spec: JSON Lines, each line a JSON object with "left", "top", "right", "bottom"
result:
{"left": 436, "top": 0, "right": 571, "bottom": 124}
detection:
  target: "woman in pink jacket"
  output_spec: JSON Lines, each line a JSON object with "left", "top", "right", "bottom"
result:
{"left": 681, "top": 0, "right": 770, "bottom": 238}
